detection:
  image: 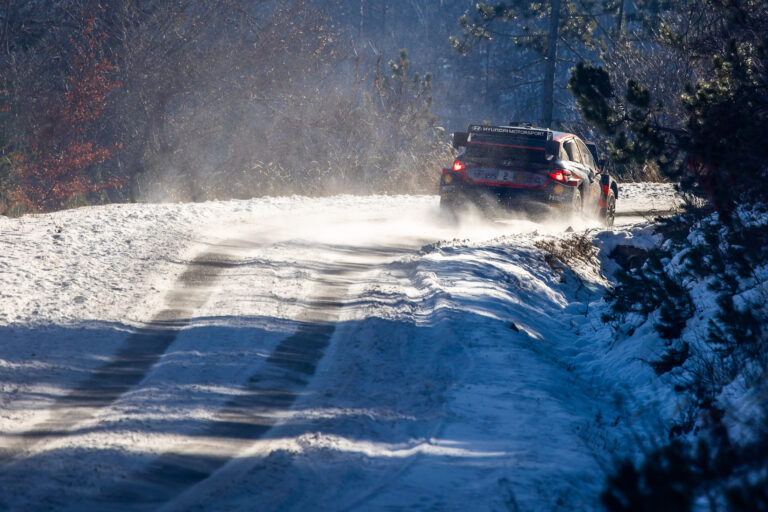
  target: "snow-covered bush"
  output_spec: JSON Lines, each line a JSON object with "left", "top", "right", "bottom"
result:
{"left": 603, "top": 432, "right": 768, "bottom": 512}
{"left": 603, "top": 229, "right": 695, "bottom": 343}
{"left": 602, "top": 205, "right": 768, "bottom": 511}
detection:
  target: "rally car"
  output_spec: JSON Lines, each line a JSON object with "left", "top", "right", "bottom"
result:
{"left": 440, "top": 123, "right": 618, "bottom": 226}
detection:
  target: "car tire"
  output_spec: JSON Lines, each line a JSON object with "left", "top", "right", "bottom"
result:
{"left": 569, "top": 188, "right": 583, "bottom": 218}
{"left": 601, "top": 190, "right": 616, "bottom": 227}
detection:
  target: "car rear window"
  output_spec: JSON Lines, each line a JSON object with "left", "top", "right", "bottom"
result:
{"left": 465, "top": 132, "right": 547, "bottom": 164}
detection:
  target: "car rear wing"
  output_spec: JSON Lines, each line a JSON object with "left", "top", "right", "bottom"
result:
{"left": 453, "top": 125, "right": 559, "bottom": 160}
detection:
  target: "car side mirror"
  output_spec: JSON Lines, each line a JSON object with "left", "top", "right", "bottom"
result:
{"left": 452, "top": 131, "right": 468, "bottom": 149}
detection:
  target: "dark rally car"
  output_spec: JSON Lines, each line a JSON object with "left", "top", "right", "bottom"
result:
{"left": 440, "top": 124, "right": 618, "bottom": 226}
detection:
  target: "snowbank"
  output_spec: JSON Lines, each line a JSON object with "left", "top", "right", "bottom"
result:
{"left": 0, "top": 185, "right": 691, "bottom": 511}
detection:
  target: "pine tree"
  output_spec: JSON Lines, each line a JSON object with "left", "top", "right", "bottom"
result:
{"left": 373, "top": 48, "right": 437, "bottom": 150}
{"left": 450, "top": 0, "right": 621, "bottom": 128}
{"left": 568, "top": 0, "right": 768, "bottom": 224}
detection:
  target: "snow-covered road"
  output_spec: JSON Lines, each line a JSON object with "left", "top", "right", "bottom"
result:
{"left": 0, "top": 186, "right": 679, "bottom": 511}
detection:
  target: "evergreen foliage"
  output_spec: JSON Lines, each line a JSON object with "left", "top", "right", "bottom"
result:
{"left": 684, "top": 206, "right": 768, "bottom": 284}
{"left": 569, "top": 0, "right": 768, "bottom": 223}
{"left": 707, "top": 294, "right": 763, "bottom": 359}
{"left": 606, "top": 248, "right": 693, "bottom": 340}
{"left": 602, "top": 440, "right": 696, "bottom": 512}
{"left": 449, "top": 0, "right": 616, "bottom": 127}
{"left": 649, "top": 342, "right": 688, "bottom": 376}
{"left": 373, "top": 49, "right": 438, "bottom": 151}
{"left": 679, "top": 212, "right": 768, "bottom": 361}
{"left": 603, "top": 422, "right": 768, "bottom": 512}
{"left": 450, "top": 0, "right": 604, "bottom": 57}
{"left": 603, "top": 206, "right": 768, "bottom": 510}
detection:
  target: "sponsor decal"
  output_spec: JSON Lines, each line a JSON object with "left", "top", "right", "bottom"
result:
{"left": 468, "top": 125, "right": 549, "bottom": 139}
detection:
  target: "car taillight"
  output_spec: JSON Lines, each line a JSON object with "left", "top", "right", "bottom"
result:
{"left": 549, "top": 169, "right": 566, "bottom": 181}
{"left": 453, "top": 160, "right": 465, "bottom": 172}
{"left": 549, "top": 169, "right": 573, "bottom": 183}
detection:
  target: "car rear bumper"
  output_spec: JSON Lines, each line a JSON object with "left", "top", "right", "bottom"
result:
{"left": 440, "top": 181, "right": 575, "bottom": 213}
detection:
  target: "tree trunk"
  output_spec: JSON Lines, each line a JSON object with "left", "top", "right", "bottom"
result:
{"left": 616, "top": 0, "right": 625, "bottom": 36}
{"left": 380, "top": 1, "right": 386, "bottom": 35}
{"left": 541, "top": 0, "right": 561, "bottom": 128}
{"left": 2, "top": 0, "right": 11, "bottom": 55}
{"left": 359, "top": 0, "right": 364, "bottom": 39}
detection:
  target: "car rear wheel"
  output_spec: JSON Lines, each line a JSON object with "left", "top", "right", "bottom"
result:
{"left": 601, "top": 190, "right": 616, "bottom": 227}
{"left": 569, "top": 188, "right": 583, "bottom": 218}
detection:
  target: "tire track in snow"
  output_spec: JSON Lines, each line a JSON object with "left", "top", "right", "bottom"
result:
{"left": 1, "top": 218, "right": 426, "bottom": 511}
{"left": 0, "top": 246, "right": 246, "bottom": 465}
{"left": 160, "top": 245, "right": 457, "bottom": 512}
{"left": 90, "top": 250, "right": 369, "bottom": 510}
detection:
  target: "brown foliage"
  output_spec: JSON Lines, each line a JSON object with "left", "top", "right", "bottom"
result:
{"left": 12, "top": 13, "right": 122, "bottom": 212}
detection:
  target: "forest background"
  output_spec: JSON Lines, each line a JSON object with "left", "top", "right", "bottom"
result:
{"left": 2, "top": 2, "right": 768, "bottom": 509}
{"left": 0, "top": 0, "right": 765, "bottom": 228}
{"left": 0, "top": 0, "right": 726, "bottom": 215}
